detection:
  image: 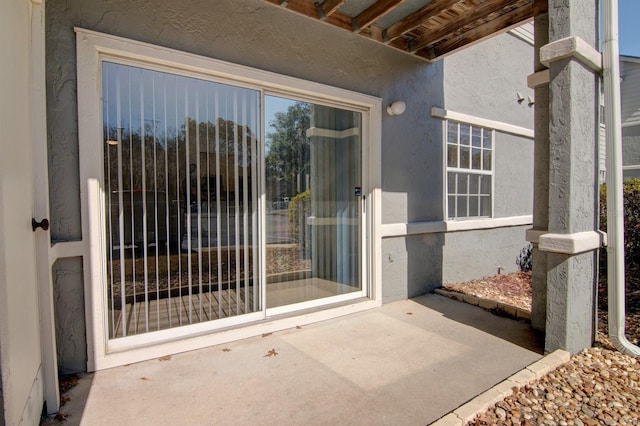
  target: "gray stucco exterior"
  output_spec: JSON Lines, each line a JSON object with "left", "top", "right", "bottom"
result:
{"left": 45, "top": 0, "right": 535, "bottom": 371}
{"left": 623, "top": 125, "right": 640, "bottom": 178}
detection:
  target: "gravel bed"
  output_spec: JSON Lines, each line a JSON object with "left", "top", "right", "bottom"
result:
{"left": 441, "top": 269, "right": 640, "bottom": 425}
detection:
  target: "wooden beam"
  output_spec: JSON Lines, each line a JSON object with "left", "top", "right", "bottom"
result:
{"left": 420, "top": 2, "right": 534, "bottom": 60}
{"left": 319, "top": 0, "right": 347, "bottom": 19}
{"left": 384, "top": 0, "right": 464, "bottom": 42}
{"left": 353, "top": 0, "right": 405, "bottom": 33}
{"left": 263, "top": 0, "right": 352, "bottom": 31}
{"left": 410, "top": 0, "right": 521, "bottom": 52}
{"left": 533, "top": 0, "right": 548, "bottom": 16}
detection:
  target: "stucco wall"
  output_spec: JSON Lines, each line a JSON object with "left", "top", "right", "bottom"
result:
{"left": 443, "top": 32, "right": 535, "bottom": 130}
{"left": 46, "top": 0, "right": 444, "bottom": 370}
{"left": 1, "top": 1, "right": 45, "bottom": 424}
{"left": 46, "top": 0, "right": 443, "bottom": 243}
{"left": 494, "top": 132, "right": 534, "bottom": 217}
{"left": 623, "top": 125, "right": 640, "bottom": 179}
{"left": 382, "top": 234, "right": 444, "bottom": 301}
{"left": 52, "top": 258, "right": 86, "bottom": 375}
{"left": 442, "top": 226, "right": 530, "bottom": 284}
{"left": 435, "top": 31, "right": 534, "bottom": 286}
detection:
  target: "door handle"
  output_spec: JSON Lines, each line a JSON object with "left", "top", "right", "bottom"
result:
{"left": 32, "top": 218, "right": 50, "bottom": 232}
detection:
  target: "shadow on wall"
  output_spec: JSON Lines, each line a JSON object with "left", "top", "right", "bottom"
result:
{"left": 53, "top": 257, "right": 87, "bottom": 375}
{"left": 382, "top": 233, "right": 444, "bottom": 302}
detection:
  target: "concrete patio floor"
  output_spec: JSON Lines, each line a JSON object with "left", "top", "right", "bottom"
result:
{"left": 47, "top": 294, "right": 543, "bottom": 425}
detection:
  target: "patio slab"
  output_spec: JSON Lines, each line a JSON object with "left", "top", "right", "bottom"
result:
{"left": 47, "top": 294, "right": 543, "bottom": 425}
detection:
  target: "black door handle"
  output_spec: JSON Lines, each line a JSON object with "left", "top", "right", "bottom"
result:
{"left": 32, "top": 218, "right": 49, "bottom": 232}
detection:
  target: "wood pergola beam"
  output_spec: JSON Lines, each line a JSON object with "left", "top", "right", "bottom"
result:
{"left": 419, "top": 2, "right": 535, "bottom": 60}
{"left": 383, "top": 0, "right": 464, "bottom": 42}
{"left": 353, "top": 0, "right": 405, "bottom": 33}
{"left": 262, "top": 0, "right": 542, "bottom": 62}
{"left": 319, "top": 0, "right": 347, "bottom": 20}
{"left": 410, "top": 0, "right": 522, "bottom": 52}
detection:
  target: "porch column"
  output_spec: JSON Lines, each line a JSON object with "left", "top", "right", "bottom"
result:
{"left": 539, "top": 0, "right": 601, "bottom": 354}
{"left": 528, "top": 1, "right": 550, "bottom": 333}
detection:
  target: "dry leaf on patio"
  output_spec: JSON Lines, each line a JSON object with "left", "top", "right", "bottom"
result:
{"left": 60, "top": 396, "right": 70, "bottom": 407}
{"left": 262, "top": 332, "right": 272, "bottom": 337}
{"left": 222, "top": 348, "right": 231, "bottom": 352}
{"left": 54, "top": 411, "right": 67, "bottom": 421}
{"left": 140, "top": 377, "right": 150, "bottom": 381}
{"left": 264, "top": 349, "right": 278, "bottom": 357}
{"left": 158, "top": 355, "right": 172, "bottom": 362}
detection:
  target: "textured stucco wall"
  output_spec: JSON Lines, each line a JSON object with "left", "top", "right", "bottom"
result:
{"left": 382, "top": 234, "right": 444, "bottom": 302}
{"left": 494, "top": 133, "right": 534, "bottom": 218}
{"left": 46, "top": 0, "right": 444, "bottom": 369}
{"left": 1, "top": 1, "right": 45, "bottom": 424}
{"left": 442, "top": 226, "right": 529, "bottom": 284}
{"left": 443, "top": 32, "right": 535, "bottom": 130}
{"left": 544, "top": 0, "right": 598, "bottom": 354}
{"left": 46, "top": 0, "right": 443, "bottom": 243}
{"left": 437, "top": 31, "right": 535, "bottom": 287}
{"left": 623, "top": 125, "right": 640, "bottom": 179}
{"left": 52, "top": 258, "right": 86, "bottom": 375}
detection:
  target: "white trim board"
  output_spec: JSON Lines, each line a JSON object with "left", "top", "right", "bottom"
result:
{"left": 381, "top": 215, "right": 533, "bottom": 238}
{"left": 431, "top": 107, "right": 534, "bottom": 139}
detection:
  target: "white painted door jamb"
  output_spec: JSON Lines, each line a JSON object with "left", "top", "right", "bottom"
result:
{"left": 30, "top": 0, "right": 61, "bottom": 414}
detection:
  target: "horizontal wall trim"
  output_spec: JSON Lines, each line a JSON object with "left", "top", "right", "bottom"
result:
{"left": 381, "top": 215, "right": 533, "bottom": 238}
{"left": 50, "top": 240, "right": 85, "bottom": 266}
{"left": 431, "top": 107, "right": 534, "bottom": 139}
{"left": 539, "top": 231, "right": 604, "bottom": 255}
{"left": 540, "top": 36, "right": 602, "bottom": 73}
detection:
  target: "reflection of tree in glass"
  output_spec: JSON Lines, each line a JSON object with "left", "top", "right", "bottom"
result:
{"left": 103, "top": 116, "right": 256, "bottom": 202}
{"left": 265, "top": 102, "right": 310, "bottom": 199}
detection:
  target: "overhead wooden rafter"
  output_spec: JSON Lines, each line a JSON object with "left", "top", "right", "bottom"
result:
{"left": 261, "top": 0, "right": 548, "bottom": 61}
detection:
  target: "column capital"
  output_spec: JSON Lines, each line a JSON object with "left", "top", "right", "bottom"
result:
{"left": 540, "top": 36, "right": 602, "bottom": 73}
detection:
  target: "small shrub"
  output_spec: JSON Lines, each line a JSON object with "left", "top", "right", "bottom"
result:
{"left": 516, "top": 243, "right": 533, "bottom": 272}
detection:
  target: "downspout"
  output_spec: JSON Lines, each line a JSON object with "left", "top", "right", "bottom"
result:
{"left": 602, "top": 0, "right": 640, "bottom": 356}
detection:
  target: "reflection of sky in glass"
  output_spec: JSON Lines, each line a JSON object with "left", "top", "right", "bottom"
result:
{"left": 102, "top": 62, "right": 259, "bottom": 144}
{"left": 264, "top": 95, "right": 301, "bottom": 154}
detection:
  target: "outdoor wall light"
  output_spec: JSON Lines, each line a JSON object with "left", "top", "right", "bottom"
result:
{"left": 528, "top": 96, "right": 535, "bottom": 107}
{"left": 387, "top": 100, "right": 406, "bottom": 116}
{"left": 517, "top": 92, "right": 525, "bottom": 103}
{"left": 106, "top": 139, "right": 119, "bottom": 145}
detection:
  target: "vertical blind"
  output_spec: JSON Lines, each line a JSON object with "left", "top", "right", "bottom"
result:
{"left": 102, "top": 62, "right": 259, "bottom": 338}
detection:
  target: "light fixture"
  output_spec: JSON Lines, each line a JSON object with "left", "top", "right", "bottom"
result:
{"left": 106, "top": 139, "right": 119, "bottom": 145}
{"left": 528, "top": 96, "right": 535, "bottom": 107}
{"left": 517, "top": 92, "right": 525, "bottom": 103}
{"left": 387, "top": 100, "right": 406, "bottom": 116}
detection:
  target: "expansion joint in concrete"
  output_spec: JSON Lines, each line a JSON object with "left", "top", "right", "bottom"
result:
{"left": 540, "top": 36, "right": 602, "bottom": 73}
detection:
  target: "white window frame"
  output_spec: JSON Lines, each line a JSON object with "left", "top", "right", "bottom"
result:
{"left": 76, "top": 28, "right": 382, "bottom": 370}
{"left": 444, "top": 119, "right": 495, "bottom": 220}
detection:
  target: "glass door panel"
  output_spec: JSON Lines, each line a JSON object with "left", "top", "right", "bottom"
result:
{"left": 264, "top": 96, "right": 362, "bottom": 308}
{"left": 102, "top": 62, "right": 260, "bottom": 339}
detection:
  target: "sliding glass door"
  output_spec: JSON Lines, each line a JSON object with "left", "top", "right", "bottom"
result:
{"left": 264, "top": 96, "right": 363, "bottom": 310}
{"left": 101, "top": 64, "right": 363, "bottom": 341}
{"left": 102, "top": 62, "right": 260, "bottom": 338}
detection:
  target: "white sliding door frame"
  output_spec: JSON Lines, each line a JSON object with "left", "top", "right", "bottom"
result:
{"left": 76, "top": 28, "right": 382, "bottom": 370}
